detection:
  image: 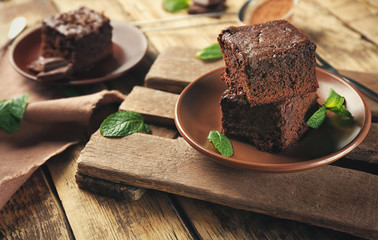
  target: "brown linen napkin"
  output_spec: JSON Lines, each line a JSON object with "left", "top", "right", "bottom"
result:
{"left": 0, "top": 50, "right": 125, "bottom": 209}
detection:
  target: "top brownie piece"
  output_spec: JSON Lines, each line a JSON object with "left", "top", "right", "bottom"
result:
{"left": 218, "top": 20, "right": 318, "bottom": 105}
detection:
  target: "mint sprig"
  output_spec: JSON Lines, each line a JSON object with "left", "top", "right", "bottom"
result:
{"left": 207, "top": 130, "right": 234, "bottom": 157}
{"left": 100, "top": 111, "right": 150, "bottom": 137}
{"left": 196, "top": 43, "right": 223, "bottom": 60}
{"left": 307, "top": 89, "right": 352, "bottom": 129}
{"left": 163, "top": 0, "right": 189, "bottom": 12}
{"left": 325, "top": 88, "right": 344, "bottom": 108}
{"left": 0, "top": 94, "right": 29, "bottom": 134}
{"left": 307, "top": 105, "right": 327, "bottom": 129}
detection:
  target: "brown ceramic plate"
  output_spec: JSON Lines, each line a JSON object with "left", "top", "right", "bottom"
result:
{"left": 175, "top": 68, "right": 371, "bottom": 173}
{"left": 9, "top": 21, "right": 148, "bottom": 85}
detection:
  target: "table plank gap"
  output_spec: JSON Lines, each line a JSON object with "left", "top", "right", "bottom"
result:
{"left": 168, "top": 194, "right": 202, "bottom": 240}
{"left": 41, "top": 165, "right": 76, "bottom": 239}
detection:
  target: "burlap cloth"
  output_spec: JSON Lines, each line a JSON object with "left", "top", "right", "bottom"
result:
{"left": 0, "top": 50, "right": 125, "bottom": 209}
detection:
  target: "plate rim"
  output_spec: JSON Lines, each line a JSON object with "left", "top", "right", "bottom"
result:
{"left": 9, "top": 20, "right": 148, "bottom": 85}
{"left": 175, "top": 67, "right": 372, "bottom": 173}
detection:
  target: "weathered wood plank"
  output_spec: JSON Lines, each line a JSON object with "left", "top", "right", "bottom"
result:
{"left": 77, "top": 132, "right": 378, "bottom": 239}
{"left": 175, "top": 196, "right": 361, "bottom": 240}
{"left": 145, "top": 47, "right": 224, "bottom": 93}
{"left": 315, "top": 0, "right": 378, "bottom": 46}
{"left": 51, "top": 0, "right": 129, "bottom": 22}
{"left": 117, "top": 0, "right": 242, "bottom": 52}
{"left": 120, "top": 86, "right": 179, "bottom": 126}
{"left": 293, "top": 0, "right": 378, "bottom": 73}
{"left": 0, "top": 168, "right": 73, "bottom": 240}
{"left": 47, "top": 145, "right": 194, "bottom": 240}
{"left": 76, "top": 124, "right": 177, "bottom": 199}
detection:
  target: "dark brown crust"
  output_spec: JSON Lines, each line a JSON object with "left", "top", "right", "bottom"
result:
{"left": 218, "top": 20, "right": 318, "bottom": 105}
{"left": 220, "top": 89, "right": 319, "bottom": 152}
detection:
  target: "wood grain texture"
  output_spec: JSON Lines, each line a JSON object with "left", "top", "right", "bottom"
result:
{"left": 316, "top": 0, "right": 378, "bottom": 46}
{"left": 293, "top": 0, "right": 378, "bottom": 73}
{"left": 120, "top": 86, "right": 179, "bottom": 127}
{"left": 175, "top": 196, "right": 361, "bottom": 240}
{"left": 52, "top": 0, "right": 129, "bottom": 22}
{"left": 47, "top": 145, "right": 194, "bottom": 240}
{"left": 117, "top": 0, "right": 241, "bottom": 52}
{"left": 77, "top": 132, "right": 378, "bottom": 239}
{"left": 145, "top": 47, "right": 224, "bottom": 93}
{"left": 76, "top": 124, "right": 177, "bottom": 200}
{"left": 0, "top": 169, "right": 72, "bottom": 240}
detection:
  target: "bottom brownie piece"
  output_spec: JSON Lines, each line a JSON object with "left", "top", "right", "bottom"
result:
{"left": 220, "top": 89, "right": 319, "bottom": 152}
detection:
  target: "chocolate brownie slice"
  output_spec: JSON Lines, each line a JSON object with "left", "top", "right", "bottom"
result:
{"left": 218, "top": 20, "right": 318, "bottom": 105}
{"left": 220, "top": 88, "right": 319, "bottom": 152}
{"left": 41, "top": 7, "right": 113, "bottom": 72}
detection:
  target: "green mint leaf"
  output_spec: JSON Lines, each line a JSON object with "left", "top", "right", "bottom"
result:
{"left": 0, "top": 101, "right": 19, "bottom": 134}
{"left": 196, "top": 43, "right": 223, "bottom": 60}
{"left": 207, "top": 130, "right": 234, "bottom": 157}
{"left": 163, "top": 0, "right": 189, "bottom": 12}
{"left": 308, "top": 89, "right": 353, "bottom": 129}
{"left": 100, "top": 111, "right": 150, "bottom": 137}
{"left": 325, "top": 88, "right": 344, "bottom": 108}
{"left": 0, "top": 94, "right": 29, "bottom": 134}
{"left": 307, "top": 105, "right": 327, "bottom": 129}
{"left": 329, "top": 105, "right": 352, "bottom": 118}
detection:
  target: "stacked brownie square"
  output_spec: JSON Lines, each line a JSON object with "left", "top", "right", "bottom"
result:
{"left": 217, "top": 20, "right": 319, "bottom": 152}
{"left": 28, "top": 7, "right": 113, "bottom": 81}
{"left": 41, "top": 7, "right": 113, "bottom": 72}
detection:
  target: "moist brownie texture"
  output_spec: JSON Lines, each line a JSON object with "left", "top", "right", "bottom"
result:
{"left": 41, "top": 7, "right": 113, "bottom": 72}
{"left": 220, "top": 89, "right": 319, "bottom": 152}
{"left": 218, "top": 20, "right": 318, "bottom": 105}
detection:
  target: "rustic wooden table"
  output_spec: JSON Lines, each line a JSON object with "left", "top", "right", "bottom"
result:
{"left": 0, "top": 0, "right": 377, "bottom": 239}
